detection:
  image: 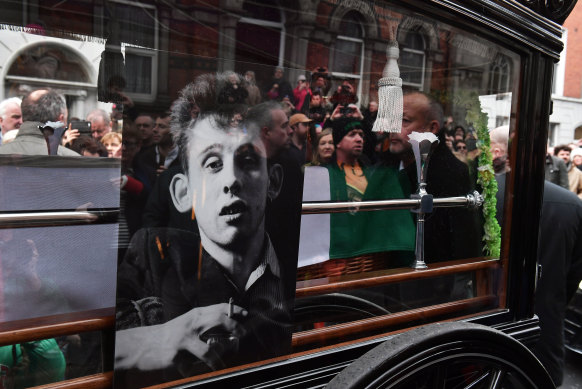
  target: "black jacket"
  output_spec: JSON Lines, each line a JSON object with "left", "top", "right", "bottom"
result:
{"left": 396, "top": 141, "right": 483, "bottom": 262}
{"left": 534, "top": 182, "right": 582, "bottom": 386}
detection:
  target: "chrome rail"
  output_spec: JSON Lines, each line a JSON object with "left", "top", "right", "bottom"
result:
{"left": 0, "top": 210, "right": 118, "bottom": 229}
{"left": 302, "top": 191, "right": 483, "bottom": 214}
{"left": 0, "top": 192, "right": 483, "bottom": 227}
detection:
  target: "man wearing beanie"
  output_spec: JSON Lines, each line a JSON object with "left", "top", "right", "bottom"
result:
{"left": 289, "top": 113, "right": 313, "bottom": 166}
{"left": 324, "top": 117, "right": 415, "bottom": 264}
{"left": 331, "top": 118, "right": 368, "bottom": 202}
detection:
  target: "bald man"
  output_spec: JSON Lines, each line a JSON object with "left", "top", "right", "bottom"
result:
{"left": 0, "top": 89, "right": 78, "bottom": 156}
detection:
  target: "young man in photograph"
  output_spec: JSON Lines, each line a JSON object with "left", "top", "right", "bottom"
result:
{"left": 114, "top": 73, "right": 292, "bottom": 387}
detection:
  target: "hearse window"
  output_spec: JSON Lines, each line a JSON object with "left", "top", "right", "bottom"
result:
{"left": 0, "top": 1, "right": 522, "bottom": 387}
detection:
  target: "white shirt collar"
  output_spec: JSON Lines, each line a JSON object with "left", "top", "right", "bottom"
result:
{"left": 244, "top": 234, "right": 280, "bottom": 291}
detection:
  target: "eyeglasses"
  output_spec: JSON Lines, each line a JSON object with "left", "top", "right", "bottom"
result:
{"left": 457, "top": 145, "right": 467, "bottom": 150}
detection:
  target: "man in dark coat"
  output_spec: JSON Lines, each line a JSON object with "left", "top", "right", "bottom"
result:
{"left": 534, "top": 181, "right": 582, "bottom": 386}
{"left": 378, "top": 91, "right": 483, "bottom": 306}
{"left": 264, "top": 67, "right": 293, "bottom": 102}
{"left": 387, "top": 91, "right": 482, "bottom": 263}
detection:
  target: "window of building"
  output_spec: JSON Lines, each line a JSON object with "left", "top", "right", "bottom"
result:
{"left": 496, "top": 115, "right": 509, "bottom": 128}
{"left": 235, "top": 0, "right": 286, "bottom": 88}
{"left": 331, "top": 11, "right": 365, "bottom": 98}
{"left": 100, "top": 0, "right": 159, "bottom": 101}
{"left": 489, "top": 54, "right": 510, "bottom": 94}
{"left": 400, "top": 30, "right": 426, "bottom": 90}
{"left": 549, "top": 122, "right": 559, "bottom": 146}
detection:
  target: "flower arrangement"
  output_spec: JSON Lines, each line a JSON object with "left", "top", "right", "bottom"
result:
{"left": 465, "top": 93, "right": 501, "bottom": 257}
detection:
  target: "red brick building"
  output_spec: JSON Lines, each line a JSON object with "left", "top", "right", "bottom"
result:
{"left": 549, "top": 1, "right": 582, "bottom": 143}
{"left": 1, "top": 0, "right": 517, "bottom": 128}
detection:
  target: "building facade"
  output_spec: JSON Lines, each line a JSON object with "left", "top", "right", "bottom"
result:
{"left": 0, "top": 0, "right": 517, "bottom": 126}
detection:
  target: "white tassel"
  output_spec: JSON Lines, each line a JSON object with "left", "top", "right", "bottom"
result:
{"left": 372, "top": 41, "right": 403, "bottom": 133}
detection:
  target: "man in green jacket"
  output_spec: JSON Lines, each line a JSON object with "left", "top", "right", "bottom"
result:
{"left": 326, "top": 118, "right": 415, "bottom": 264}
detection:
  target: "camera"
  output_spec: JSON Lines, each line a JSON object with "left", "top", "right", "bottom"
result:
{"left": 339, "top": 106, "right": 355, "bottom": 115}
{"left": 70, "top": 120, "right": 92, "bottom": 135}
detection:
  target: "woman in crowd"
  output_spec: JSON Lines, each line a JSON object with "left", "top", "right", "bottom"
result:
{"left": 101, "top": 132, "right": 122, "bottom": 158}
{"left": 70, "top": 135, "right": 107, "bottom": 157}
{"left": 453, "top": 125, "right": 466, "bottom": 141}
{"left": 307, "top": 128, "right": 334, "bottom": 166}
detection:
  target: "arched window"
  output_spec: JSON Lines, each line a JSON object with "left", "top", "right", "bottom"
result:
{"left": 489, "top": 55, "right": 510, "bottom": 94}
{"left": 400, "top": 30, "right": 426, "bottom": 90}
{"left": 6, "top": 44, "right": 91, "bottom": 83}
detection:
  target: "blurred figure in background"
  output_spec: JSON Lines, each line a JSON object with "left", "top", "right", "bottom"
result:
{"left": 571, "top": 147, "right": 582, "bottom": 171}
{"left": 545, "top": 149, "right": 569, "bottom": 190}
{"left": 101, "top": 132, "right": 122, "bottom": 158}
{"left": 244, "top": 70, "right": 262, "bottom": 106}
{"left": 265, "top": 67, "right": 293, "bottom": 102}
{"left": 69, "top": 135, "right": 107, "bottom": 157}
{"left": 134, "top": 113, "right": 155, "bottom": 148}
{"left": 0, "top": 97, "right": 23, "bottom": 145}
{"left": 293, "top": 74, "right": 312, "bottom": 114}
{"left": 554, "top": 144, "right": 582, "bottom": 199}
{"left": 306, "top": 128, "right": 334, "bottom": 166}
{"left": 86, "top": 109, "right": 112, "bottom": 141}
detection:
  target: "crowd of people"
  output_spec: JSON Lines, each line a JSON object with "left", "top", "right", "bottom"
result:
{"left": 0, "top": 68, "right": 580, "bottom": 387}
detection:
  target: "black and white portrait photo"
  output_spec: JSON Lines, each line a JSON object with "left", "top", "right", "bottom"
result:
{"left": 113, "top": 73, "right": 297, "bottom": 388}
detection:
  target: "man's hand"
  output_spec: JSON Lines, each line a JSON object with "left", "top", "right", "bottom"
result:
{"left": 347, "top": 104, "right": 364, "bottom": 120}
{"left": 62, "top": 123, "right": 80, "bottom": 146}
{"left": 115, "top": 303, "right": 248, "bottom": 371}
{"left": 330, "top": 105, "right": 344, "bottom": 121}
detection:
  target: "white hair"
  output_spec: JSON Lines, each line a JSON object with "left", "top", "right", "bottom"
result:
{"left": 0, "top": 97, "right": 22, "bottom": 119}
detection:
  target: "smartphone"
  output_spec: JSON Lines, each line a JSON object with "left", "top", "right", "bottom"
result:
{"left": 340, "top": 106, "right": 354, "bottom": 115}
{"left": 70, "top": 120, "right": 91, "bottom": 135}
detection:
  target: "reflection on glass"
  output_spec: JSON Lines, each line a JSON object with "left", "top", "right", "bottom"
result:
{"left": 0, "top": 0, "right": 520, "bottom": 384}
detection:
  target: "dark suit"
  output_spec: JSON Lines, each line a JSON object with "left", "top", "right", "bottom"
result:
{"left": 141, "top": 165, "right": 197, "bottom": 231}
{"left": 266, "top": 149, "right": 303, "bottom": 302}
{"left": 401, "top": 141, "right": 483, "bottom": 262}
{"left": 545, "top": 154, "right": 569, "bottom": 189}
{"left": 378, "top": 141, "right": 483, "bottom": 307}
{"left": 534, "top": 182, "right": 582, "bottom": 386}
{"left": 116, "top": 228, "right": 292, "bottom": 388}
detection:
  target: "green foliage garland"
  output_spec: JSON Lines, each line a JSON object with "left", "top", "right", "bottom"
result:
{"left": 465, "top": 93, "right": 502, "bottom": 257}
